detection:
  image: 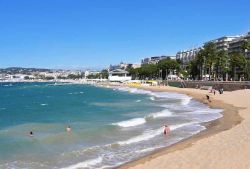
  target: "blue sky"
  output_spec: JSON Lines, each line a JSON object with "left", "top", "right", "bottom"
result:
{"left": 0, "top": 0, "right": 250, "bottom": 69}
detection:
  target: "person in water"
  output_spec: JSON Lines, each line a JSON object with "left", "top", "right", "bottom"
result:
{"left": 164, "top": 125, "right": 170, "bottom": 135}
{"left": 29, "top": 131, "right": 34, "bottom": 137}
{"left": 66, "top": 126, "right": 71, "bottom": 132}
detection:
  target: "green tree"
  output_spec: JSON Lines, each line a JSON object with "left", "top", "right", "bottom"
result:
{"left": 203, "top": 42, "right": 217, "bottom": 80}
{"left": 229, "top": 51, "right": 246, "bottom": 80}
{"left": 187, "top": 60, "right": 199, "bottom": 80}
{"left": 245, "top": 60, "right": 250, "bottom": 80}
{"left": 127, "top": 67, "right": 140, "bottom": 80}
{"left": 195, "top": 49, "right": 206, "bottom": 80}
{"left": 214, "top": 50, "right": 228, "bottom": 80}
{"left": 100, "top": 69, "right": 108, "bottom": 79}
{"left": 138, "top": 64, "right": 158, "bottom": 80}
{"left": 242, "top": 41, "right": 250, "bottom": 51}
{"left": 157, "top": 59, "right": 180, "bottom": 80}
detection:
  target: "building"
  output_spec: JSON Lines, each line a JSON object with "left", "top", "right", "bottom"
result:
{"left": 208, "top": 36, "right": 239, "bottom": 51}
{"left": 229, "top": 32, "right": 250, "bottom": 59}
{"left": 176, "top": 48, "right": 201, "bottom": 69}
{"left": 84, "top": 70, "right": 100, "bottom": 78}
{"left": 109, "top": 62, "right": 141, "bottom": 71}
{"left": 141, "top": 56, "right": 174, "bottom": 65}
{"left": 108, "top": 69, "right": 131, "bottom": 82}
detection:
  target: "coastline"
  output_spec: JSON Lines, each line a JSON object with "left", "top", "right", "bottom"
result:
{"left": 119, "top": 86, "right": 247, "bottom": 169}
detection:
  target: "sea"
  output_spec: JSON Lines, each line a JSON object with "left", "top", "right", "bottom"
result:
{"left": 0, "top": 82, "right": 223, "bottom": 169}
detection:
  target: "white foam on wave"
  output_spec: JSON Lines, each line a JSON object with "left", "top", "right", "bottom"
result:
{"left": 134, "top": 146, "right": 164, "bottom": 154}
{"left": 112, "top": 118, "right": 146, "bottom": 128}
{"left": 135, "top": 100, "right": 141, "bottom": 103}
{"left": 118, "top": 122, "right": 195, "bottom": 145}
{"left": 62, "top": 157, "right": 102, "bottom": 169}
{"left": 147, "top": 109, "right": 174, "bottom": 118}
{"left": 150, "top": 96, "right": 155, "bottom": 101}
{"left": 190, "top": 109, "right": 223, "bottom": 114}
{"left": 117, "top": 87, "right": 152, "bottom": 95}
{"left": 40, "top": 103, "right": 48, "bottom": 106}
{"left": 181, "top": 97, "right": 192, "bottom": 105}
{"left": 117, "top": 87, "right": 192, "bottom": 106}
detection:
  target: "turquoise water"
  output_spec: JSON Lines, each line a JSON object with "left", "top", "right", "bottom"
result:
{"left": 0, "top": 83, "right": 223, "bottom": 169}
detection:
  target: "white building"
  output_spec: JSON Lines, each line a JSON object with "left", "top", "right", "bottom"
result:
{"left": 141, "top": 56, "right": 174, "bottom": 65}
{"left": 207, "top": 36, "right": 240, "bottom": 51}
{"left": 108, "top": 69, "right": 131, "bottom": 82}
{"left": 176, "top": 47, "right": 202, "bottom": 69}
{"left": 84, "top": 70, "right": 100, "bottom": 78}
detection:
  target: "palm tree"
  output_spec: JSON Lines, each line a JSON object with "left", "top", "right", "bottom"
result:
{"left": 203, "top": 42, "right": 217, "bottom": 80}
{"left": 215, "top": 50, "right": 228, "bottom": 80}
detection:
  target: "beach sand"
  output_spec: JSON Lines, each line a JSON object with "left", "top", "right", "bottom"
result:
{"left": 119, "top": 86, "right": 250, "bottom": 169}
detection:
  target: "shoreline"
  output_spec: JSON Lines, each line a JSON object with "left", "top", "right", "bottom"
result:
{"left": 118, "top": 86, "right": 244, "bottom": 169}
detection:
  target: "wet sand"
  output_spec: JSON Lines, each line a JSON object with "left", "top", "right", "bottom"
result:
{"left": 119, "top": 86, "right": 249, "bottom": 169}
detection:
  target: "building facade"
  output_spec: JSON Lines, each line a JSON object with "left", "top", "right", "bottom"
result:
{"left": 228, "top": 32, "right": 250, "bottom": 59}
{"left": 141, "top": 56, "right": 175, "bottom": 65}
{"left": 207, "top": 36, "right": 239, "bottom": 51}
{"left": 176, "top": 48, "right": 201, "bottom": 69}
{"left": 108, "top": 69, "right": 132, "bottom": 82}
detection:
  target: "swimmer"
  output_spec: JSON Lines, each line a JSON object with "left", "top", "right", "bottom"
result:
{"left": 66, "top": 126, "right": 71, "bottom": 132}
{"left": 29, "top": 131, "right": 34, "bottom": 137}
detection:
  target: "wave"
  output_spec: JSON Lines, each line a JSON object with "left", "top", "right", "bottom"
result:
{"left": 117, "top": 87, "right": 152, "bottom": 95}
{"left": 112, "top": 118, "right": 146, "bottom": 128}
{"left": 62, "top": 157, "right": 103, "bottom": 169}
{"left": 40, "top": 103, "right": 48, "bottom": 106}
{"left": 117, "top": 87, "right": 192, "bottom": 105}
{"left": 68, "top": 92, "right": 84, "bottom": 95}
{"left": 118, "top": 122, "right": 195, "bottom": 145}
{"left": 134, "top": 146, "right": 164, "bottom": 154}
{"left": 190, "top": 109, "right": 223, "bottom": 114}
{"left": 135, "top": 100, "right": 141, "bottom": 103}
{"left": 147, "top": 109, "right": 174, "bottom": 119}
{"left": 113, "top": 109, "right": 175, "bottom": 128}
{"left": 150, "top": 96, "right": 155, "bottom": 101}
{"left": 181, "top": 97, "right": 192, "bottom": 105}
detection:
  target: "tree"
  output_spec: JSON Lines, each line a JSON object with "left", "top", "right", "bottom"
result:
{"left": 127, "top": 67, "right": 139, "bottom": 80}
{"left": 245, "top": 60, "right": 250, "bottom": 80}
{"left": 242, "top": 41, "right": 250, "bottom": 51}
{"left": 100, "top": 69, "right": 108, "bottom": 79}
{"left": 214, "top": 50, "right": 228, "bottom": 80}
{"left": 195, "top": 49, "right": 207, "bottom": 80}
{"left": 24, "top": 76, "right": 30, "bottom": 80}
{"left": 203, "top": 42, "right": 217, "bottom": 80}
{"left": 157, "top": 59, "right": 180, "bottom": 80}
{"left": 229, "top": 51, "right": 246, "bottom": 80}
{"left": 187, "top": 60, "right": 199, "bottom": 80}
{"left": 138, "top": 64, "right": 158, "bottom": 80}
{"left": 67, "top": 74, "right": 81, "bottom": 79}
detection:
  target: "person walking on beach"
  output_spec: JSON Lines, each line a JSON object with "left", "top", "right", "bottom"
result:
{"left": 164, "top": 125, "right": 170, "bottom": 135}
{"left": 206, "top": 95, "right": 211, "bottom": 102}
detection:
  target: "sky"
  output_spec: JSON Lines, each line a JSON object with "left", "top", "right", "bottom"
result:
{"left": 0, "top": 0, "right": 250, "bottom": 69}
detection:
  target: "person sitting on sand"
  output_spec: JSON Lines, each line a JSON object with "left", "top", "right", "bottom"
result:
{"left": 164, "top": 125, "right": 170, "bottom": 135}
{"left": 66, "top": 126, "right": 71, "bottom": 132}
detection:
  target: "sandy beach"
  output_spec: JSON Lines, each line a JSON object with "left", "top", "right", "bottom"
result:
{"left": 119, "top": 86, "right": 250, "bottom": 169}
